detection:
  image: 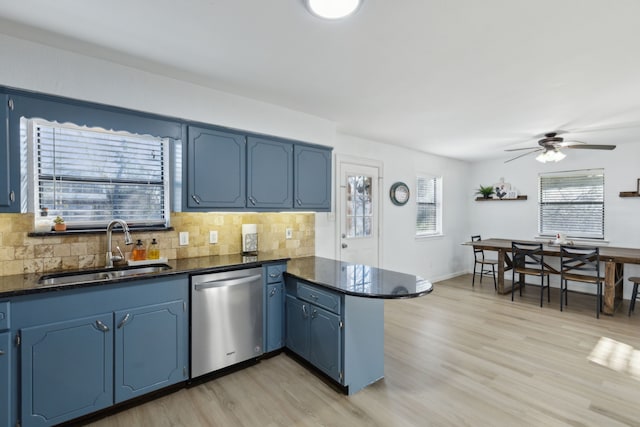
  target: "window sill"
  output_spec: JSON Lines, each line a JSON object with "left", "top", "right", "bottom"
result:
{"left": 534, "top": 236, "right": 610, "bottom": 245}
{"left": 29, "top": 226, "right": 174, "bottom": 238}
{"left": 416, "top": 233, "right": 444, "bottom": 240}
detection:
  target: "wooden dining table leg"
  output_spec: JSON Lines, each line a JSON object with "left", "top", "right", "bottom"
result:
{"left": 497, "top": 250, "right": 506, "bottom": 294}
{"left": 603, "top": 260, "right": 622, "bottom": 315}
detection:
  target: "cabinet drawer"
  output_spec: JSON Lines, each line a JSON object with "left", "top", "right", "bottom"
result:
{"left": 266, "top": 264, "right": 286, "bottom": 283}
{"left": 0, "top": 301, "right": 9, "bottom": 331}
{"left": 296, "top": 282, "right": 341, "bottom": 315}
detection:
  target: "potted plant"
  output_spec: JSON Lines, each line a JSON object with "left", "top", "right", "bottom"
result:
{"left": 475, "top": 185, "right": 495, "bottom": 199}
{"left": 53, "top": 215, "right": 66, "bottom": 231}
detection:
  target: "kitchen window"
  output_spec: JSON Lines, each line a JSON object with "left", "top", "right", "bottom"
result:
{"left": 538, "top": 169, "right": 604, "bottom": 239}
{"left": 416, "top": 175, "right": 442, "bottom": 237}
{"left": 23, "top": 118, "right": 170, "bottom": 229}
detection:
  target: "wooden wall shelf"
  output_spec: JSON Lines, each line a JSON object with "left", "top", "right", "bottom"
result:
{"left": 475, "top": 195, "right": 528, "bottom": 201}
{"left": 619, "top": 191, "right": 640, "bottom": 198}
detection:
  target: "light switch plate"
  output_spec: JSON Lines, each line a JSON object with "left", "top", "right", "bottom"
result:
{"left": 209, "top": 230, "right": 218, "bottom": 244}
{"left": 179, "top": 231, "right": 189, "bottom": 246}
{"left": 285, "top": 228, "right": 293, "bottom": 239}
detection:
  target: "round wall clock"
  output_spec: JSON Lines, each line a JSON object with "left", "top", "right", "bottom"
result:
{"left": 389, "top": 182, "right": 410, "bottom": 206}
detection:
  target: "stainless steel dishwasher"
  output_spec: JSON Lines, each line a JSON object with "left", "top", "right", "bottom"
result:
{"left": 191, "top": 267, "right": 263, "bottom": 378}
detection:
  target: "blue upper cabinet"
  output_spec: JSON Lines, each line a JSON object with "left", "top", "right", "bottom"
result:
{"left": 294, "top": 145, "right": 332, "bottom": 211}
{"left": 0, "top": 92, "right": 17, "bottom": 212}
{"left": 187, "top": 126, "right": 246, "bottom": 209}
{"left": 247, "top": 137, "right": 293, "bottom": 209}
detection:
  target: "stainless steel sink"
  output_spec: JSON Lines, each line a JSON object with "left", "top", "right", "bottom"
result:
{"left": 38, "top": 264, "right": 172, "bottom": 286}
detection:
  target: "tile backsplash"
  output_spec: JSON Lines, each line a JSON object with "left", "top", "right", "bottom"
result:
{"left": 0, "top": 212, "right": 315, "bottom": 276}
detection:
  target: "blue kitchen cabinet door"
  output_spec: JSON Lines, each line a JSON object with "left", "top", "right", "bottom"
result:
{"left": 265, "top": 283, "right": 285, "bottom": 352}
{"left": 285, "top": 295, "right": 309, "bottom": 358}
{"left": 0, "top": 92, "right": 16, "bottom": 212}
{"left": 0, "top": 331, "right": 10, "bottom": 427}
{"left": 293, "top": 145, "right": 332, "bottom": 211}
{"left": 308, "top": 306, "right": 342, "bottom": 383}
{"left": 187, "top": 126, "right": 246, "bottom": 209}
{"left": 114, "top": 300, "right": 187, "bottom": 403}
{"left": 247, "top": 137, "right": 293, "bottom": 209}
{"left": 21, "top": 314, "right": 114, "bottom": 427}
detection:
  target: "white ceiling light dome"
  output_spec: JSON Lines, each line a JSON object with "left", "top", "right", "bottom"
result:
{"left": 305, "top": 0, "right": 363, "bottom": 19}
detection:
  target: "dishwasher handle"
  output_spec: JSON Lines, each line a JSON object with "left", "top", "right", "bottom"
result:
{"left": 193, "top": 274, "right": 262, "bottom": 291}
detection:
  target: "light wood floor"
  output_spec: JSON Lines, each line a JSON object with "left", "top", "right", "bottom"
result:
{"left": 88, "top": 275, "right": 640, "bottom": 427}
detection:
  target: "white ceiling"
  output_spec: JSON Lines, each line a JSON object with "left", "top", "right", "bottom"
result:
{"left": 1, "top": 0, "right": 640, "bottom": 162}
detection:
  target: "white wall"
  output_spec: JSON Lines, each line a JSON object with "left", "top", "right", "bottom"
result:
{"left": 315, "top": 133, "right": 471, "bottom": 282}
{"left": 0, "top": 32, "right": 477, "bottom": 284}
{"left": 469, "top": 144, "right": 640, "bottom": 298}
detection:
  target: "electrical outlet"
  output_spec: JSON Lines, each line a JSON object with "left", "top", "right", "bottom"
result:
{"left": 179, "top": 231, "right": 189, "bottom": 246}
{"left": 209, "top": 230, "right": 218, "bottom": 244}
{"left": 285, "top": 228, "right": 293, "bottom": 239}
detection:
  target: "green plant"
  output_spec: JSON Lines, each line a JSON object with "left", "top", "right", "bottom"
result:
{"left": 53, "top": 215, "right": 65, "bottom": 224}
{"left": 475, "top": 185, "right": 495, "bottom": 198}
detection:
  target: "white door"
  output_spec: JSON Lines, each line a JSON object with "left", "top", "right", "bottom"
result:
{"left": 337, "top": 161, "right": 381, "bottom": 267}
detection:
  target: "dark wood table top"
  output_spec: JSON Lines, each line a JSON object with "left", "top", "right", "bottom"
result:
{"left": 465, "top": 238, "right": 640, "bottom": 264}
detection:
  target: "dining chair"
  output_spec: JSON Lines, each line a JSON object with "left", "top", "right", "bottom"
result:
{"left": 471, "top": 235, "right": 498, "bottom": 290}
{"left": 627, "top": 277, "right": 640, "bottom": 316}
{"left": 560, "top": 245, "right": 603, "bottom": 318}
{"left": 511, "top": 241, "right": 551, "bottom": 307}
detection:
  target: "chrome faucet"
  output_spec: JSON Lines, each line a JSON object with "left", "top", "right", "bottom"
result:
{"left": 105, "top": 219, "right": 133, "bottom": 268}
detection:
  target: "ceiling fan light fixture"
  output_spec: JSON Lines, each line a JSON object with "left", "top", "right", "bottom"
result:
{"left": 536, "top": 149, "right": 566, "bottom": 163}
{"left": 305, "top": 0, "right": 362, "bottom": 19}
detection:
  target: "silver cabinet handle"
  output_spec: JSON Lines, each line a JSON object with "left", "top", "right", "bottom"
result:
{"left": 269, "top": 272, "right": 280, "bottom": 279}
{"left": 296, "top": 198, "right": 302, "bottom": 206}
{"left": 308, "top": 293, "right": 318, "bottom": 300}
{"left": 9, "top": 191, "right": 15, "bottom": 203}
{"left": 0, "top": 350, "right": 5, "bottom": 356}
{"left": 269, "top": 287, "right": 277, "bottom": 297}
{"left": 191, "top": 194, "right": 201, "bottom": 204}
{"left": 249, "top": 196, "right": 256, "bottom": 206}
{"left": 95, "top": 320, "right": 109, "bottom": 332}
{"left": 118, "top": 313, "right": 131, "bottom": 329}
{"left": 302, "top": 304, "right": 308, "bottom": 318}
{"left": 311, "top": 309, "right": 317, "bottom": 319}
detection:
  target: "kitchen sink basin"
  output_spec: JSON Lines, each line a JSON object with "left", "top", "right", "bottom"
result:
{"left": 38, "top": 264, "right": 172, "bottom": 286}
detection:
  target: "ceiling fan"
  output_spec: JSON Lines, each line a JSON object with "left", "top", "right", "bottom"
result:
{"left": 504, "top": 132, "right": 616, "bottom": 163}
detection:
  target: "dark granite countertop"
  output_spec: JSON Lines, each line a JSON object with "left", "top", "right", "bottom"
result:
{"left": 0, "top": 252, "right": 289, "bottom": 298}
{"left": 0, "top": 254, "right": 433, "bottom": 300}
{"left": 286, "top": 256, "right": 433, "bottom": 299}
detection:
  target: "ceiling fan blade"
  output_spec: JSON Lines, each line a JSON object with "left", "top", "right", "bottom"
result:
{"left": 504, "top": 149, "right": 543, "bottom": 163}
{"left": 564, "top": 144, "right": 616, "bottom": 150}
{"left": 504, "top": 146, "right": 539, "bottom": 152}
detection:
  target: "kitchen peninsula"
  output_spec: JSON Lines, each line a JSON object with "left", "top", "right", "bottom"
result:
{"left": 0, "top": 254, "right": 432, "bottom": 427}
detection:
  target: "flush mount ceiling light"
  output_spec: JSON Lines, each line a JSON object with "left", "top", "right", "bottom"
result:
{"left": 305, "top": 0, "right": 363, "bottom": 19}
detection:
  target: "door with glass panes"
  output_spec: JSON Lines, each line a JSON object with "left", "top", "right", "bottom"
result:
{"left": 338, "top": 161, "right": 380, "bottom": 267}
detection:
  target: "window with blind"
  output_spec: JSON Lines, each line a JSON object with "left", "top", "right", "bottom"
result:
{"left": 538, "top": 169, "right": 604, "bottom": 239}
{"left": 416, "top": 175, "right": 442, "bottom": 236}
{"left": 25, "top": 118, "right": 170, "bottom": 229}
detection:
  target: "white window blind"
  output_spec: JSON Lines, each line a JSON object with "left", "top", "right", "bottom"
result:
{"left": 27, "top": 119, "right": 170, "bottom": 229}
{"left": 416, "top": 175, "right": 442, "bottom": 236}
{"left": 539, "top": 170, "right": 604, "bottom": 239}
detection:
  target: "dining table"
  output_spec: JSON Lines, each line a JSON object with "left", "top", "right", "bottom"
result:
{"left": 465, "top": 238, "right": 640, "bottom": 315}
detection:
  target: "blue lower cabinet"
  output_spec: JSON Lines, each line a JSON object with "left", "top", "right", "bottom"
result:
{"left": 285, "top": 294, "right": 343, "bottom": 383}
{"left": 265, "top": 283, "right": 284, "bottom": 352}
{"left": 114, "top": 300, "right": 187, "bottom": 403}
{"left": 1, "top": 331, "right": 10, "bottom": 427}
{"left": 308, "top": 306, "right": 342, "bottom": 382}
{"left": 285, "top": 295, "right": 309, "bottom": 357}
{"left": 21, "top": 314, "right": 114, "bottom": 427}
